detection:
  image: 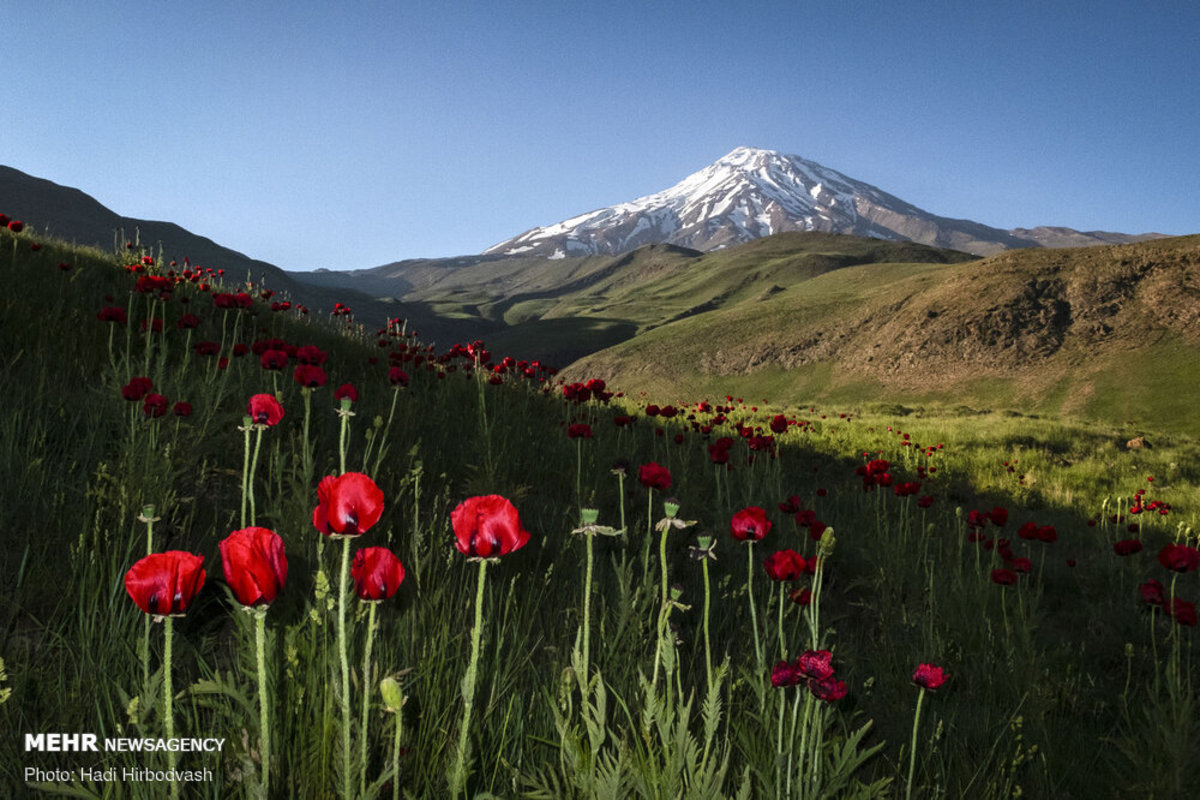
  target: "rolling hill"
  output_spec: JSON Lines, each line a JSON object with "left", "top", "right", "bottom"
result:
{"left": 562, "top": 235, "right": 1200, "bottom": 434}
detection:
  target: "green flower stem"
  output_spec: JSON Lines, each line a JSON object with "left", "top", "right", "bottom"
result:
{"left": 575, "top": 438, "right": 582, "bottom": 503}
{"left": 359, "top": 602, "right": 378, "bottom": 797}
{"left": 164, "top": 617, "right": 178, "bottom": 800}
{"left": 701, "top": 549, "right": 713, "bottom": 691}
{"left": 906, "top": 687, "right": 927, "bottom": 800}
{"left": 140, "top": 508, "right": 156, "bottom": 698}
{"left": 747, "top": 541, "right": 764, "bottom": 694}
{"left": 641, "top": 490, "right": 654, "bottom": 590}
{"left": 778, "top": 583, "right": 788, "bottom": 660}
{"left": 338, "top": 536, "right": 353, "bottom": 800}
{"left": 616, "top": 471, "right": 626, "bottom": 538}
{"left": 256, "top": 609, "right": 270, "bottom": 798}
{"left": 391, "top": 709, "right": 403, "bottom": 800}
{"left": 301, "top": 388, "right": 313, "bottom": 489}
{"left": 451, "top": 559, "right": 489, "bottom": 798}
{"left": 651, "top": 518, "right": 670, "bottom": 691}
{"left": 582, "top": 528, "right": 595, "bottom": 683}
{"left": 775, "top": 685, "right": 787, "bottom": 800}
{"left": 796, "top": 691, "right": 814, "bottom": 800}
{"left": 241, "top": 422, "right": 252, "bottom": 529}
{"left": 338, "top": 399, "right": 351, "bottom": 475}
{"left": 785, "top": 689, "right": 802, "bottom": 800}
{"left": 249, "top": 427, "right": 264, "bottom": 526}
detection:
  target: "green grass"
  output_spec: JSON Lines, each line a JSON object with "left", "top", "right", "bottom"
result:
{"left": 2, "top": 223, "right": 1199, "bottom": 799}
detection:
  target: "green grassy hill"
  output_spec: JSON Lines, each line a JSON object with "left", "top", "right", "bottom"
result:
{"left": 565, "top": 235, "right": 1200, "bottom": 436}
{"left": 3, "top": 217, "right": 1200, "bottom": 798}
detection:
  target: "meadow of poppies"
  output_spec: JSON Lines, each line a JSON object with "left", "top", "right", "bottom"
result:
{"left": 1, "top": 217, "right": 1198, "bottom": 798}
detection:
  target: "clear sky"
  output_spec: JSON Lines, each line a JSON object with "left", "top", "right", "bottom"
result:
{"left": 4, "top": 1, "right": 1197, "bottom": 270}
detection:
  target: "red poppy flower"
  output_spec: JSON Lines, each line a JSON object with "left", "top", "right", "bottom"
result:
{"left": 990, "top": 568, "right": 1018, "bottom": 586}
{"left": 247, "top": 394, "right": 284, "bottom": 427}
{"left": 809, "top": 676, "right": 847, "bottom": 702}
{"left": 7, "top": 220, "right": 24, "bottom": 233}
{"left": 912, "top": 663, "right": 946, "bottom": 690}
{"left": 987, "top": 506, "right": 1009, "bottom": 527}
{"left": 122, "top": 377, "right": 154, "bottom": 401}
{"left": 764, "top": 549, "right": 806, "bottom": 581}
{"left": 1037, "top": 525, "right": 1057, "bottom": 543}
{"left": 312, "top": 473, "right": 385, "bottom": 538}
{"left": 350, "top": 547, "right": 405, "bottom": 601}
{"left": 1158, "top": 543, "right": 1200, "bottom": 573}
{"left": 143, "top": 393, "right": 168, "bottom": 418}
{"left": 451, "top": 494, "right": 531, "bottom": 558}
{"left": 730, "top": 506, "right": 771, "bottom": 542}
{"left": 219, "top": 527, "right": 288, "bottom": 608}
{"left": 172, "top": 401, "right": 192, "bottom": 417}
{"left": 708, "top": 440, "right": 732, "bottom": 465}
{"left": 97, "top": 307, "right": 128, "bottom": 324}
{"left": 789, "top": 587, "right": 812, "bottom": 606}
{"left": 796, "top": 649, "right": 835, "bottom": 680}
{"left": 177, "top": 313, "right": 201, "bottom": 330}
{"left": 260, "top": 349, "right": 288, "bottom": 370}
{"left": 917, "top": 495, "right": 935, "bottom": 508}
{"left": 1167, "top": 598, "right": 1197, "bottom": 626}
{"left": 1113, "top": 539, "right": 1143, "bottom": 556}
{"left": 124, "top": 551, "right": 206, "bottom": 617}
{"left": 771, "top": 660, "right": 801, "bottom": 688}
{"left": 638, "top": 462, "right": 672, "bottom": 491}
{"left": 1010, "top": 557, "right": 1032, "bottom": 573}
{"left": 334, "top": 383, "right": 358, "bottom": 403}
{"left": 567, "top": 423, "right": 593, "bottom": 439}
{"left": 1139, "top": 579, "right": 1166, "bottom": 607}
{"left": 293, "top": 364, "right": 327, "bottom": 388}
{"left": 388, "top": 367, "right": 410, "bottom": 387}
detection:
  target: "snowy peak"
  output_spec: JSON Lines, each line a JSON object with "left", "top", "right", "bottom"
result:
{"left": 485, "top": 147, "right": 1147, "bottom": 258}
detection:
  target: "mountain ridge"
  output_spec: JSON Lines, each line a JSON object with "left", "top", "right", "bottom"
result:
{"left": 485, "top": 146, "right": 1165, "bottom": 258}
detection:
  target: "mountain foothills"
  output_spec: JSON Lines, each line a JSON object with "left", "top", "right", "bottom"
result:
{"left": 0, "top": 165, "right": 467, "bottom": 341}
{"left": 564, "top": 234, "right": 1200, "bottom": 435}
{"left": 3, "top": 155, "right": 1197, "bottom": 434}
{"left": 485, "top": 147, "right": 1164, "bottom": 258}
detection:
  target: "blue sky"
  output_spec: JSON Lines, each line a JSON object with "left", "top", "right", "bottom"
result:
{"left": 3, "top": 1, "right": 1197, "bottom": 270}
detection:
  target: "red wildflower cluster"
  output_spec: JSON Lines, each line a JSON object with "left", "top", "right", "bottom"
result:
{"left": 856, "top": 458, "right": 892, "bottom": 490}
{"left": 708, "top": 436, "right": 734, "bottom": 465}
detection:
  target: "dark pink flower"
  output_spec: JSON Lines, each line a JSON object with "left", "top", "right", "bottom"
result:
{"left": 912, "top": 663, "right": 946, "bottom": 690}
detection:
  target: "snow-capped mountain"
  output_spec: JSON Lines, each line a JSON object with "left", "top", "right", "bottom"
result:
{"left": 485, "top": 147, "right": 1151, "bottom": 258}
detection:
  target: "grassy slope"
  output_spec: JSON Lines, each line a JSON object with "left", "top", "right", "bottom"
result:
{"left": 3, "top": 224, "right": 1199, "bottom": 798}
{"left": 568, "top": 235, "right": 1200, "bottom": 437}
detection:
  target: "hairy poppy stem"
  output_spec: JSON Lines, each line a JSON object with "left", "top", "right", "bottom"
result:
{"left": 249, "top": 427, "right": 264, "bottom": 526}
{"left": 338, "top": 536, "right": 353, "bottom": 800}
{"left": 906, "top": 686, "right": 927, "bottom": 800}
{"left": 451, "top": 559, "right": 489, "bottom": 798}
{"left": 359, "top": 602, "right": 378, "bottom": 797}
{"left": 747, "top": 541, "right": 764, "bottom": 699}
{"left": 785, "top": 688, "right": 802, "bottom": 799}
{"left": 583, "top": 524, "right": 595, "bottom": 684}
{"left": 240, "top": 421, "right": 252, "bottom": 528}
{"left": 163, "top": 617, "right": 178, "bottom": 800}
{"left": 391, "top": 707, "right": 402, "bottom": 800}
{"left": 701, "top": 546, "right": 713, "bottom": 690}
{"left": 256, "top": 610, "right": 270, "bottom": 798}
{"left": 301, "top": 388, "right": 313, "bottom": 489}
